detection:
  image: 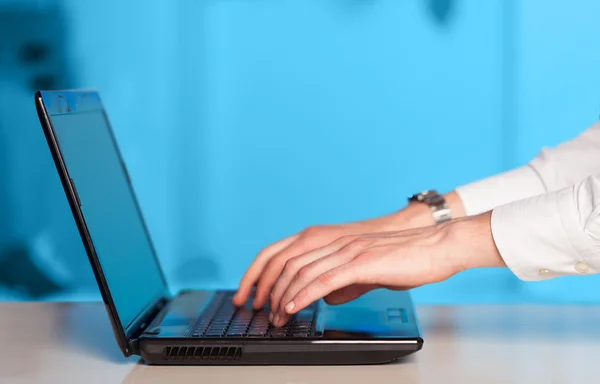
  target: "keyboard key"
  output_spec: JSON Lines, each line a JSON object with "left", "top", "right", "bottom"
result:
{"left": 210, "top": 321, "right": 228, "bottom": 326}
{"left": 251, "top": 324, "right": 268, "bottom": 330}
{"left": 250, "top": 322, "right": 270, "bottom": 327}
{"left": 248, "top": 331, "right": 267, "bottom": 336}
{"left": 249, "top": 330, "right": 268, "bottom": 335}
{"left": 293, "top": 320, "right": 311, "bottom": 327}
{"left": 292, "top": 327, "right": 310, "bottom": 332}
{"left": 226, "top": 332, "right": 245, "bottom": 337}
{"left": 292, "top": 326, "right": 311, "bottom": 332}
{"left": 250, "top": 321, "right": 268, "bottom": 326}
{"left": 249, "top": 325, "right": 268, "bottom": 330}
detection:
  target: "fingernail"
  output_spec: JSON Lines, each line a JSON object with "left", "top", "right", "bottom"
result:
{"left": 285, "top": 301, "right": 295, "bottom": 313}
{"left": 274, "top": 314, "right": 280, "bottom": 325}
{"left": 269, "top": 312, "right": 274, "bottom": 323}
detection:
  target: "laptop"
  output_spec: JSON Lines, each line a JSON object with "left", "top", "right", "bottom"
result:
{"left": 34, "top": 90, "right": 423, "bottom": 365}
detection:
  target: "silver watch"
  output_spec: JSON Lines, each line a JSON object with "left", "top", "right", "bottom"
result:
{"left": 408, "top": 190, "right": 452, "bottom": 224}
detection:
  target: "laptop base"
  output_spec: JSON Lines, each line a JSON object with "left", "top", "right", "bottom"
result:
{"left": 136, "top": 289, "right": 423, "bottom": 365}
{"left": 139, "top": 341, "right": 421, "bottom": 365}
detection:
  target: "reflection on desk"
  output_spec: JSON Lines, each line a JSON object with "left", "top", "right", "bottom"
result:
{"left": 1, "top": 302, "right": 600, "bottom": 384}
{"left": 121, "top": 360, "right": 419, "bottom": 384}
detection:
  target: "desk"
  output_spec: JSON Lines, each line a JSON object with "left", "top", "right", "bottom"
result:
{"left": 1, "top": 302, "right": 600, "bottom": 383}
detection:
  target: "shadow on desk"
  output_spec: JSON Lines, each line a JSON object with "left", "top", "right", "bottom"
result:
{"left": 121, "top": 357, "right": 418, "bottom": 384}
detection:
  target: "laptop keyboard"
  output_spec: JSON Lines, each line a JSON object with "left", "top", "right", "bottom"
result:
{"left": 188, "top": 292, "right": 317, "bottom": 339}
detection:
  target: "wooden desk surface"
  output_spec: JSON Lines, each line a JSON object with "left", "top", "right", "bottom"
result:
{"left": 1, "top": 302, "right": 599, "bottom": 384}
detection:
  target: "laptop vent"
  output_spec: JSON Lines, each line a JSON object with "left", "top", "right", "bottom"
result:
{"left": 163, "top": 346, "right": 242, "bottom": 362}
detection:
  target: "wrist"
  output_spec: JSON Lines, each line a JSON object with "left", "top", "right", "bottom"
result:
{"left": 442, "top": 211, "right": 506, "bottom": 272}
{"left": 384, "top": 191, "right": 467, "bottom": 231}
{"left": 383, "top": 202, "right": 434, "bottom": 230}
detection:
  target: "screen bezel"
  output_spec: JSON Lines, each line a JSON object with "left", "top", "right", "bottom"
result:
{"left": 34, "top": 90, "right": 170, "bottom": 357}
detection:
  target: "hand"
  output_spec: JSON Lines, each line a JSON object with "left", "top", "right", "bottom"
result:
{"left": 268, "top": 211, "right": 504, "bottom": 327}
{"left": 232, "top": 191, "right": 466, "bottom": 309}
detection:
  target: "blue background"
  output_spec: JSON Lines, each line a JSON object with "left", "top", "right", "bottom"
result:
{"left": 1, "top": 0, "right": 600, "bottom": 304}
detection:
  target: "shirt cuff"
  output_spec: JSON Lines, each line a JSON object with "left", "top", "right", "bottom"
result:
{"left": 491, "top": 188, "right": 600, "bottom": 281}
{"left": 456, "top": 166, "right": 546, "bottom": 216}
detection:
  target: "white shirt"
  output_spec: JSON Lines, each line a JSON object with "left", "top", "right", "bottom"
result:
{"left": 455, "top": 120, "right": 600, "bottom": 281}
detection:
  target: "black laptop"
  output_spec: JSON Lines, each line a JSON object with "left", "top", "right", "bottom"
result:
{"left": 34, "top": 90, "right": 423, "bottom": 365}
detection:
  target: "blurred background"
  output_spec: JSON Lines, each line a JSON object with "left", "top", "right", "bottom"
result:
{"left": 1, "top": 0, "right": 600, "bottom": 304}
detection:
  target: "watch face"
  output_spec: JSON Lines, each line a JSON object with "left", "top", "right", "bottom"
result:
{"left": 424, "top": 194, "right": 444, "bottom": 205}
{"left": 410, "top": 190, "right": 442, "bottom": 204}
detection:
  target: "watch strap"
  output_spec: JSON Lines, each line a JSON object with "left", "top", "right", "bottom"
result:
{"left": 409, "top": 190, "right": 452, "bottom": 224}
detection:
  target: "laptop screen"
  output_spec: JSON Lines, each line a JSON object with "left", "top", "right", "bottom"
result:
{"left": 41, "top": 91, "right": 167, "bottom": 330}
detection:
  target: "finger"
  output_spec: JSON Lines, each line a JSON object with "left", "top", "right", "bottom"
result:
{"left": 233, "top": 234, "right": 298, "bottom": 306}
{"left": 275, "top": 239, "right": 372, "bottom": 320}
{"left": 252, "top": 240, "right": 314, "bottom": 310}
{"left": 269, "top": 238, "right": 354, "bottom": 315}
{"left": 323, "top": 284, "right": 378, "bottom": 305}
{"left": 284, "top": 262, "right": 360, "bottom": 318}
{"left": 273, "top": 253, "right": 354, "bottom": 324}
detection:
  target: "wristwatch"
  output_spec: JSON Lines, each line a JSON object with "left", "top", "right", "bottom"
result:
{"left": 408, "top": 190, "right": 452, "bottom": 224}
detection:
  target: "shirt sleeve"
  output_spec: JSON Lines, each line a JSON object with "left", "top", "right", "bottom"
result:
{"left": 455, "top": 166, "right": 546, "bottom": 216}
{"left": 491, "top": 173, "right": 600, "bottom": 280}
{"left": 456, "top": 120, "right": 600, "bottom": 216}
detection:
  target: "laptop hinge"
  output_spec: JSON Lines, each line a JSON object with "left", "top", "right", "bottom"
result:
{"left": 128, "top": 338, "right": 141, "bottom": 356}
{"left": 126, "top": 296, "right": 170, "bottom": 353}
